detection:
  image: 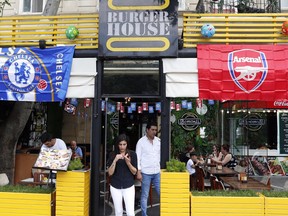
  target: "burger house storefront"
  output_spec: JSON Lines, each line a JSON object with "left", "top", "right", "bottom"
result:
{"left": 3, "top": 1, "right": 288, "bottom": 215}
{"left": 92, "top": 0, "right": 179, "bottom": 214}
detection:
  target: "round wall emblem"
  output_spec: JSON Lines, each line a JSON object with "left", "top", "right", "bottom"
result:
{"left": 178, "top": 112, "right": 201, "bottom": 131}
{"left": 196, "top": 103, "right": 208, "bottom": 115}
{"left": 238, "top": 113, "right": 265, "bottom": 131}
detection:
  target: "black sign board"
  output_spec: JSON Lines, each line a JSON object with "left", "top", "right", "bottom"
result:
{"left": 178, "top": 112, "right": 201, "bottom": 131}
{"left": 279, "top": 113, "right": 288, "bottom": 154}
{"left": 238, "top": 113, "right": 265, "bottom": 131}
{"left": 99, "top": 0, "right": 178, "bottom": 58}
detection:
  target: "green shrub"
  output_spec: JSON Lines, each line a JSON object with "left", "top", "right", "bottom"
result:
{"left": 0, "top": 185, "right": 52, "bottom": 194}
{"left": 68, "top": 158, "right": 84, "bottom": 171}
{"left": 192, "top": 190, "right": 259, "bottom": 197}
{"left": 166, "top": 159, "right": 186, "bottom": 172}
{"left": 262, "top": 190, "right": 288, "bottom": 197}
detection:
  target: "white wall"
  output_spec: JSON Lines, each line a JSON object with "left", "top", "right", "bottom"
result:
{"left": 58, "top": 0, "right": 98, "bottom": 14}
{"left": 2, "top": 0, "right": 99, "bottom": 17}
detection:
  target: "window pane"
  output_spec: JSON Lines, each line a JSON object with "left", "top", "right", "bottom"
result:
{"left": 32, "top": 0, "right": 43, "bottom": 12}
{"left": 282, "top": 0, "right": 288, "bottom": 8}
{"left": 23, "top": 0, "right": 31, "bottom": 12}
{"left": 103, "top": 60, "right": 159, "bottom": 96}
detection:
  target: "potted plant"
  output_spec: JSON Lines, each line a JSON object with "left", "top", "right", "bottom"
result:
{"left": 56, "top": 158, "right": 90, "bottom": 216}
{"left": 161, "top": 159, "right": 190, "bottom": 216}
{"left": 191, "top": 190, "right": 264, "bottom": 216}
{"left": 262, "top": 190, "right": 288, "bottom": 216}
{"left": 0, "top": 185, "right": 55, "bottom": 216}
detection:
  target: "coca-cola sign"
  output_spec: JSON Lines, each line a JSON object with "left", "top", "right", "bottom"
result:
{"left": 274, "top": 100, "right": 288, "bottom": 107}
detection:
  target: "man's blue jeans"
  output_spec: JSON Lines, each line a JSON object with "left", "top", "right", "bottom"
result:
{"left": 140, "top": 172, "right": 160, "bottom": 216}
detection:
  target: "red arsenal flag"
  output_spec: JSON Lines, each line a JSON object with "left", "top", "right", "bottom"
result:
{"left": 198, "top": 45, "right": 288, "bottom": 101}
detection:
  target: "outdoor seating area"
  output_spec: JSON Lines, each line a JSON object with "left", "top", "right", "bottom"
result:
{"left": 188, "top": 160, "right": 288, "bottom": 216}
{"left": 193, "top": 161, "right": 272, "bottom": 192}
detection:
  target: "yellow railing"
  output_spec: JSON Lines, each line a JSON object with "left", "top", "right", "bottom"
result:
{"left": 0, "top": 14, "right": 99, "bottom": 49}
{"left": 183, "top": 13, "right": 288, "bottom": 48}
{"left": 2, "top": 13, "right": 288, "bottom": 50}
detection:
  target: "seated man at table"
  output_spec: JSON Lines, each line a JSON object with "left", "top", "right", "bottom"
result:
{"left": 211, "top": 144, "right": 237, "bottom": 169}
{"left": 69, "top": 140, "right": 83, "bottom": 160}
{"left": 186, "top": 152, "right": 202, "bottom": 190}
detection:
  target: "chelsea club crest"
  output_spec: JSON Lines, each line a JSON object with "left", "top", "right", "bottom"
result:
{"left": 1, "top": 54, "right": 42, "bottom": 93}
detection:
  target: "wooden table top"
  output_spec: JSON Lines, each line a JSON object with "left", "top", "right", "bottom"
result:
{"left": 205, "top": 166, "right": 237, "bottom": 176}
{"left": 220, "top": 176, "right": 271, "bottom": 190}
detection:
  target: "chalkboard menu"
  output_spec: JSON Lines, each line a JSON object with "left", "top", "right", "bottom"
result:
{"left": 278, "top": 113, "right": 288, "bottom": 154}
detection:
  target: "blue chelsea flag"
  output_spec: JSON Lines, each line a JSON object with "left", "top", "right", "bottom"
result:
{"left": 0, "top": 46, "right": 75, "bottom": 102}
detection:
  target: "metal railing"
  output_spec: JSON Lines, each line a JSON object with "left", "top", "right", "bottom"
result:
{"left": 0, "top": 14, "right": 99, "bottom": 49}
{"left": 202, "top": 0, "right": 281, "bottom": 13}
{"left": 0, "top": 13, "right": 287, "bottom": 50}
{"left": 183, "top": 13, "right": 288, "bottom": 48}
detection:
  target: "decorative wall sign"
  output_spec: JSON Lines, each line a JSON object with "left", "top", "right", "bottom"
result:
{"left": 196, "top": 103, "right": 207, "bottom": 115}
{"left": 177, "top": 112, "right": 201, "bottom": 131}
{"left": 196, "top": 99, "right": 207, "bottom": 115}
{"left": 99, "top": 0, "right": 178, "bottom": 57}
{"left": 238, "top": 113, "right": 265, "bottom": 131}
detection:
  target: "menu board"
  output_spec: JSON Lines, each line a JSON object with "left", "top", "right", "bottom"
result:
{"left": 33, "top": 148, "right": 72, "bottom": 171}
{"left": 278, "top": 112, "right": 288, "bottom": 154}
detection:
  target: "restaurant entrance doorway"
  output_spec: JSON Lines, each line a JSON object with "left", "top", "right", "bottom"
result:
{"left": 101, "top": 60, "right": 161, "bottom": 214}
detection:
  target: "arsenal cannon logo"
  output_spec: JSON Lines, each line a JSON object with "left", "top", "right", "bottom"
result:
{"left": 228, "top": 49, "right": 268, "bottom": 93}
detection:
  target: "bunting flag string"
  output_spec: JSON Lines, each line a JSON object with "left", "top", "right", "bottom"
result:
{"left": 100, "top": 99, "right": 214, "bottom": 114}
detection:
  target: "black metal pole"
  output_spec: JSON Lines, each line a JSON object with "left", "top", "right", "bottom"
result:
{"left": 90, "top": 59, "right": 103, "bottom": 216}
{"left": 160, "top": 59, "right": 170, "bottom": 168}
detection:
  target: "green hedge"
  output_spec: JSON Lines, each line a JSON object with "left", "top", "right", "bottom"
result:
{"left": 261, "top": 190, "right": 288, "bottom": 197}
{"left": 0, "top": 185, "right": 52, "bottom": 194}
{"left": 192, "top": 190, "right": 259, "bottom": 197}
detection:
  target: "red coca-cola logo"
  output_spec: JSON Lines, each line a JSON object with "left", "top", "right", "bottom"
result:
{"left": 274, "top": 100, "right": 288, "bottom": 107}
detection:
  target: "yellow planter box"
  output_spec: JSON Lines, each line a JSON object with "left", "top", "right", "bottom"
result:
{"left": 191, "top": 193, "right": 264, "bottom": 216}
{"left": 56, "top": 170, "right": 90, "bottom": 216}
{"left": 264, "top": 197, "right": 288, "bottom": 216}
{"left": 160, "top": 170, "right": 190, "bottom": 216}
{"left": 0, "top": 191, "right": 55, "bottom": 216}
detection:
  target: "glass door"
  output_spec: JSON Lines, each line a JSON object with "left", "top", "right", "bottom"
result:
{"left": 101, "top": 60, "right": 161, "bottom": 214}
